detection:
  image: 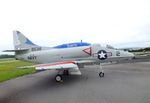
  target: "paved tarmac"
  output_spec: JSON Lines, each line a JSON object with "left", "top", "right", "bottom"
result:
{"left": 0, "top": 60, "right": 150, "bottom": 103}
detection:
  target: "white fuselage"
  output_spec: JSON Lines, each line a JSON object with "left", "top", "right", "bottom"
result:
{"left": 16, "top": 44, "right": 134, "bottom": 64}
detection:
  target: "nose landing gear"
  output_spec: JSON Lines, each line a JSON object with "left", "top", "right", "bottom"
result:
{"left": 99, "top": 63, "right": 104, "bottom": 78}
{"left": 99, "top": 72, "right": 104, "bottom": 77}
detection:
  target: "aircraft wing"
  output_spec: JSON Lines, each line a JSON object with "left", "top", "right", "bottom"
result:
{"left": 17, "top": 60, "right": 97, "bottom": 75}
{"left": 3, "top": 49, "right": 29, "bottom": 52}
{"left": 17, "top": 59, "right": 96, "bottom": 70}
{"left": 35, "top": 61, "right": 78, "bottom": 70}
{"left": 35, "top": 61, "right": 82, "bottom": 75}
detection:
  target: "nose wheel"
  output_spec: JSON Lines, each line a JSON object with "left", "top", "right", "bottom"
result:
{"left": 99, "top": 72, "right": 104, "bottom": 77}
{"left": 98, "top": 63, "right": 104, "bottom": 78}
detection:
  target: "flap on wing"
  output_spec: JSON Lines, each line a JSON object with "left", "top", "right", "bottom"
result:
{"left": 35, "top": 61, "right": 78, "bottom": 70}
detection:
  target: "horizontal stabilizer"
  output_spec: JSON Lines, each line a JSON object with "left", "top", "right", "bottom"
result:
{"left": 3, "top": 48, "right": 29, "bottom": 52}
{"left": 16, "top": 65, "right": 35, "bottom": 69}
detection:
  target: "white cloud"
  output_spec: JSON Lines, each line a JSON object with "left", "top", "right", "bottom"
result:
{"left": 0, "top": 0, "right": 150, "bottom": 53}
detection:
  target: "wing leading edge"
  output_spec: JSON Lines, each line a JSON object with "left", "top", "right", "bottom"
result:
{"left": 35, "top": 61, "right": 77, "bottom": 70}
{"left": 35, "top": 61, "right": 81, "bottom": 75}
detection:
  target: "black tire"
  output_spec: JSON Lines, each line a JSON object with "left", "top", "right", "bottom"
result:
{"left": 99, "top": 72, "right": 104, "bottom": 77}
{"left": 55, "top": 74, "right": 63, "bottom": 82}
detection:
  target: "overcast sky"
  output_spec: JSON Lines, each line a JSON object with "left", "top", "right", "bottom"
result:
{"left": 0, "top": 0, "right": 150, "bottom": 54}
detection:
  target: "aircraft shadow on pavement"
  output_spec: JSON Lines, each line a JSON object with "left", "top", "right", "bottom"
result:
{"left": 0, "top": 73, "right": 84, "bottom": 103}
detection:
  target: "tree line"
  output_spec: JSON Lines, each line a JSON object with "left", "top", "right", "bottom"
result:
{"left": 0, "top": 54, "right": 15, "bottom": 59}
{"left": 129, "top": 47, "right": 150, "bottom": 52}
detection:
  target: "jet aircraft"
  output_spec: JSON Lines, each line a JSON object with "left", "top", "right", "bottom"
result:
{"left": 4, "top": 31, "right": 134, "bottom": 82}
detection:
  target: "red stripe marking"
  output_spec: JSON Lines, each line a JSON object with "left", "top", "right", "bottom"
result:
{"left": 36, "top": 61, "right": 76, "bottom": 67}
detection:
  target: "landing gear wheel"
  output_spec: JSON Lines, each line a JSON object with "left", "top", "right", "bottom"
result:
{"left": 99, "top": 72, "right": 104, "bottom": 77}
{"left": 55, "top": 75, "right": 63, "bottom": 82}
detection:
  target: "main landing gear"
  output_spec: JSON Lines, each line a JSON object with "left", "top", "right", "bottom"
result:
{"left": 99, "top": 63, "right": 104, "bottom": 77}
{"left": 55, "top": 64, "right": 104, "bottom": 82}
{"left": 55, "top": 70, "right": 69, "bottom": 82}
{"left": 55, "top": 74, "right": 63, "bottom": 82}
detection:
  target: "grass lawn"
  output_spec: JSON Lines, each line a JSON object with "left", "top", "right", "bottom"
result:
{"left": 0, "top": 59, "right": 35, "bottom": 82}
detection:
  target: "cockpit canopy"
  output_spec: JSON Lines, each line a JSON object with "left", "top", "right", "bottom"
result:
{"left": 53, "top": 42, "right": 91, "bottom": 49}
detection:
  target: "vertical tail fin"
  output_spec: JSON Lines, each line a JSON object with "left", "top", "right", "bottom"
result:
{"left": 13, "top": 31, "right": 39, "bottom": 50}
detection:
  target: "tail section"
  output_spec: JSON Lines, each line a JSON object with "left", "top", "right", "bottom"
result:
{"left": 13, "top": 31, "right": 38, "bottom": 50}
{"left": 4, "top": 30, "right": 50, "bottom": 55}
